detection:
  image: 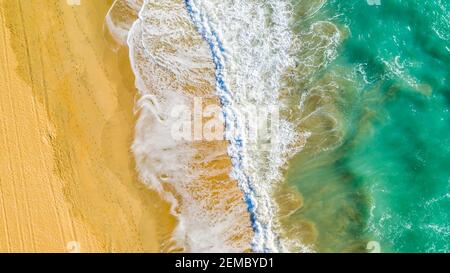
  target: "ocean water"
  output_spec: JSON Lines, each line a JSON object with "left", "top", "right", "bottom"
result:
{"left": 106, "top": 0, "right": 449, "bottom": 252}
{"left": 282, "top": 0, "right": 450, "bottom": 252}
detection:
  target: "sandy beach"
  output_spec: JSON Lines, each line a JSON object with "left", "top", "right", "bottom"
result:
{"left": 0, "top": 0, "right": 175, "bottom": 252}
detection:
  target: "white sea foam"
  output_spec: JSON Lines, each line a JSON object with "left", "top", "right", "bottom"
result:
{"left": 185, "top": 0, "right": 310, "bottom": 252}
{"left": 124, "top": 0, "right": 252, "bottom": 252}
{"left": 105, "top": 0, "right": 142, "bottom": 46}
{"left": 107, "top": 0, "right": 333, "bottom": 253}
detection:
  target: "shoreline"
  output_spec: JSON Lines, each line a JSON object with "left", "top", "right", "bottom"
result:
{"left": 126, "top": 0, "right": 254, "bottom": 252}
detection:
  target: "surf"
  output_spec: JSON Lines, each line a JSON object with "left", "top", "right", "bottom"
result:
{"left": 106, "top": 0, "right": 345, "bottom": 253}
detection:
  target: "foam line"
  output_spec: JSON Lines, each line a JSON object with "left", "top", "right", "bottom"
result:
{"left": 184, "top": 0, "right": 301, "bottom": 252}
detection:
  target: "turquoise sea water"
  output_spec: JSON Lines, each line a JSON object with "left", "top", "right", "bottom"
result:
{"left": 285, "top": 0, "right": 450, "bottom": 252}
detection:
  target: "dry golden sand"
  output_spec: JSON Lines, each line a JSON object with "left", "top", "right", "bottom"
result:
{"left": 0, "top": 0, "right": 175, "bottom": 252}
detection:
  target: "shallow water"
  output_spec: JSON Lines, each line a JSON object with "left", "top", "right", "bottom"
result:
{"left": 283, "top": 0, "right": 450, "bottom": 252}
